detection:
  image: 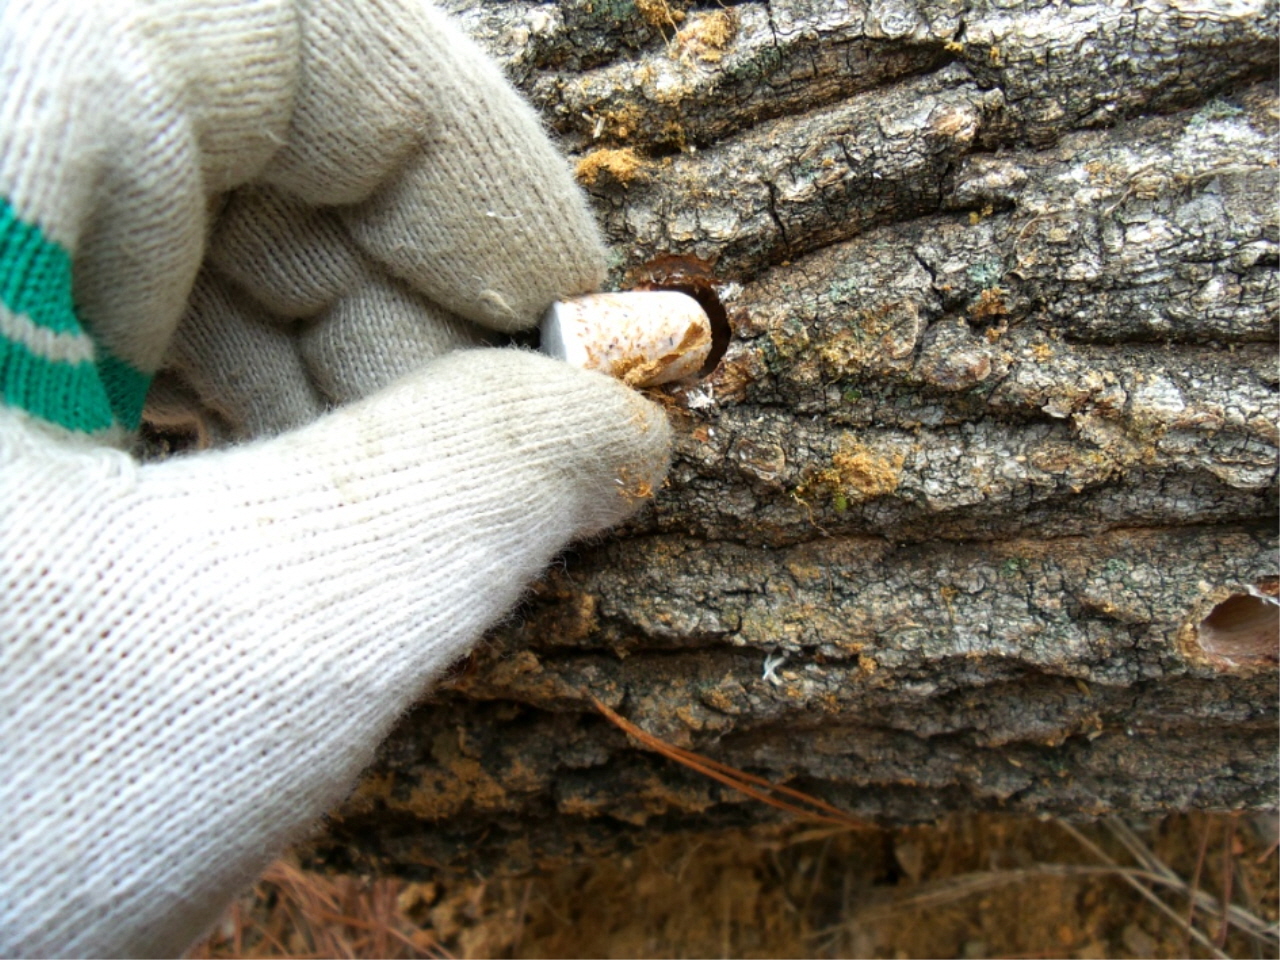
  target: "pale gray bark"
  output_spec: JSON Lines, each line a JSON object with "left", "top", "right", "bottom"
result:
{"left": 310, "top": 0, "right": 1278, "bottom": 873}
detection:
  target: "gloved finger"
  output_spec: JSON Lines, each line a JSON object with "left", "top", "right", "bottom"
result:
{"left": 0, "top": 348, "right": 670, "bottom": 957}
{"left": 166, "top": 271, "right": 325, "bottom": 439}
{"left": 204, "top": 183, "right": 492, "bottom": 407}
{"left": 206, "top": 185, "right": 365, "bottom": 319}
{"left": 257, "top": 0, "right": 607, "bottom": 333}
{"left": 277, "top": 348, "right": 673, "bottom": 542}
{"left": 300, "top": 273, "right": 490, "bottom": 406}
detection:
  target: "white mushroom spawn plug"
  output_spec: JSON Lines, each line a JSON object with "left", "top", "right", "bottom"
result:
{"left": 540, "top": 290, "right": 714, "bottom": 387}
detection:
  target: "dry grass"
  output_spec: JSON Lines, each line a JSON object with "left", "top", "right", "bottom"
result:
{"left": 187, "top": 813, "right": 1277, "bottom": 959}
{"left": 185, "top": 859, "right": 452, "bottom": 960}
{"left": 189, "top": 704, "right": 1276, "bottom": 959}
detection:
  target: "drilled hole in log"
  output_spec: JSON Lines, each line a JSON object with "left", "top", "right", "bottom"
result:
{"left": 1194, "top": 583, "right": 1279, "bottom": 668}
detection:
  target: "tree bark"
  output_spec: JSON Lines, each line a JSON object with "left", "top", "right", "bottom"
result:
{"left": 311, "top": 0, "right": 1279, "bottom": 874}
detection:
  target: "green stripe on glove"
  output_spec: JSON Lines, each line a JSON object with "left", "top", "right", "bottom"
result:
{"left": 0, "top": 196, "right": 150, "bottom": 432}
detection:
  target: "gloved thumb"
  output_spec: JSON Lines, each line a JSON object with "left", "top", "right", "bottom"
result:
{"left": 257, "top": 347, "right": 672, "bottom": 545}
{"left": 0, "top": 348, "right": 669, "bottom": 957}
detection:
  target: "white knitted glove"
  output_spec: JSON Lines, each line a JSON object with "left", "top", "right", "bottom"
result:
{"left": 0, "top": 1, "right": 670, "bottom": 957}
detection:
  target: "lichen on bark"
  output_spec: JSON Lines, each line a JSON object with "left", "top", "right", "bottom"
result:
{"left": 312, "top": 0, "right": 1279, "bottom": 875}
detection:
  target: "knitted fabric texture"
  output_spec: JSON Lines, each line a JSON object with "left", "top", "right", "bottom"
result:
{"left": 0, "top": 197, "right": 150, "bottom": 434}
{"left": 1, "top": 355, "right": 670, "bottom": 957}
{"left": 0, "top": 0, "right": 670, "bottom": 956}
{"left": 0, "top": 0, "right": 606, "bottom": 440}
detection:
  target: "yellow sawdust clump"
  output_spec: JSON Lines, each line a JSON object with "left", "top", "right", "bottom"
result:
{"left": 828, "top": 439, "right": 904, "bottom": 499}
{"left": 635, "top": 0, "right": 683, "bottom": 29}
{"left": 797, "top": 436, "right": 905, "bottom": 509}
{"left": 969, "top": 286, "right": 1008, "bottom": 321}
{"left": 677, "top": 10, "right": 736, "bottom": 61}
{"left": 575, "top": 147, "right": 647, "bottom": 185}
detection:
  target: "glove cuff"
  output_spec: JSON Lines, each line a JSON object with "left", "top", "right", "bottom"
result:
{"left": 0, "top": 196, "right": 149, "bottom": 436}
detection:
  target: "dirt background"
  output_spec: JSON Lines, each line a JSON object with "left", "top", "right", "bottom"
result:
{"left": 189, "top": 812, "right": 1277, "bottom": 959}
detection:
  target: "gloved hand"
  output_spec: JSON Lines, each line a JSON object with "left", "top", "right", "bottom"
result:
{"left": 0, "top": 1, "right": 671, "bottom": 956}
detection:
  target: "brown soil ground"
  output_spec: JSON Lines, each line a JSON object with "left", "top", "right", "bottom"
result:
{"left": 188, "top": 812, "right": 1276, "bottom": 959}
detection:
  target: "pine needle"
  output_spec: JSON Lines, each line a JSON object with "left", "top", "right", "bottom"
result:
{"left": 592, "top": 697, "right": 871, "bottom": 828}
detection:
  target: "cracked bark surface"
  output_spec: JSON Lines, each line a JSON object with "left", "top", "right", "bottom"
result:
{"left": 309, "top": 0, "right": 1279, "bottom": 875}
